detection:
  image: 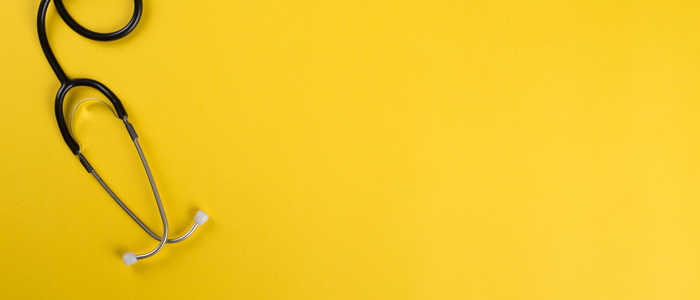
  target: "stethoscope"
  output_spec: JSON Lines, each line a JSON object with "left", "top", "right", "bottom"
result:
{"left": 37, "top": 0, "right": 209, "bottom": 265}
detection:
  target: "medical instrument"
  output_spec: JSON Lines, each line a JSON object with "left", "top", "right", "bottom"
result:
{"left": 37, "top": 0, "right": 209, "bottom": 266}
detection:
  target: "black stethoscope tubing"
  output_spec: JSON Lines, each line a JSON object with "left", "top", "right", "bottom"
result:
{"left": 37, "top": 0, "right": 142, "bottom": 156}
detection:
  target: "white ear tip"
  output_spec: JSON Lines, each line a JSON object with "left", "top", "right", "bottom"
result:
{"left": 123, "top": 253, "right": 137, "bottom": 266}
{"left": 194, "top": 210, "right": 209, "bottom": 225}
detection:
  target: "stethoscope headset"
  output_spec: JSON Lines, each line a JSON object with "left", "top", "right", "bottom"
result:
{"left": 37, "top": 0, "right": 209, "bottom": 265}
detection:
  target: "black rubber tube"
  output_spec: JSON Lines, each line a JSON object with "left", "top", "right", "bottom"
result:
{"left": 54, "top": 0, "right": 143, "bottom": 42}
{"left": 37, "top": 0, "right": 143, "bottom": 154}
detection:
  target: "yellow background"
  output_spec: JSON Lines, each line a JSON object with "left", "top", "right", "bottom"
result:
{"left": 1, "top": 0, "right": 700, "bottom": 298}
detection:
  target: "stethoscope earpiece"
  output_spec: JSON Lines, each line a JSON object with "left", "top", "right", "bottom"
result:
{"left": 123, "top": 253, "right": 137, "bottom": 266}
{"left": 195, "top": 210, "right": 210, "bottom": 226}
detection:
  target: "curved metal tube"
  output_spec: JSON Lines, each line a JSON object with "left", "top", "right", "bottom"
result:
{"left": 92, "top": 169, "right": 199, "bottom": 244}
{"left": 131, "top": 136, "right": 168, "bottom": 259}
{"left": 91, "top": 161, "right": 200, "bottom": 243}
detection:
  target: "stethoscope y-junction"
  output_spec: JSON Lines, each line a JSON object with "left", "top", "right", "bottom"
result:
{"left": 37, "top": 0, "right": 209, "bottom": 265}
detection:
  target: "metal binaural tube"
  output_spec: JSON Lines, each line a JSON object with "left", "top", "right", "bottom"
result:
{"left": 91, "top": 171, "right": 200, "bottom": 244}
{"left": 132, "top": 135, "right": 168, "bottom": 259}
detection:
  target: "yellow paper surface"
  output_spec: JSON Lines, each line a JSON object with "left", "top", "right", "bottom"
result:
{"left": 2, "top": 0, "right": 700, "bottom": 298}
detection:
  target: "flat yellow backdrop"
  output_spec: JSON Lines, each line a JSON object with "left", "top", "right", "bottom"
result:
{"left": 2, "top": 0, "right": 700, "bottom": 299}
